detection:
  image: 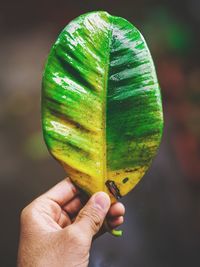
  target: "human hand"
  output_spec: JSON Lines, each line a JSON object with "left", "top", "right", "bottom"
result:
{"left": 17, "top": 178, "right": 125, "bottom": 267}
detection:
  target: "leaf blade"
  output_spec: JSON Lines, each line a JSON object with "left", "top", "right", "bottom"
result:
{"left": 106, "top": 16, "right": 163, "bottom": 196}
{"left": 42, "top": 11, "right": 163, "bottom": 200}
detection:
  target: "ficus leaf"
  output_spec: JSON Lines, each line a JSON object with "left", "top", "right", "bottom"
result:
{"left": 42, "top": 11, "right": 163, "bottom": 202}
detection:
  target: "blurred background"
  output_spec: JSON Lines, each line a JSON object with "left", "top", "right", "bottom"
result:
{"left": 0, "top": 0, "right": 200, "bottom": 266}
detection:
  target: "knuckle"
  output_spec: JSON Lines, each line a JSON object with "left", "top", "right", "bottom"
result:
{"left": 20, "top": 206, "right": 31, "bottom": 222}
{"left": 81, "top": 207, "right": 102, "bottom": 233}
{"left": 20, "top": 200, "right": 38, "bottom": 223}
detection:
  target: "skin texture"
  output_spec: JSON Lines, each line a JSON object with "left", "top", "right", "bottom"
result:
{"left": 17, "top": 178, "right": 125, "bottom": 267}
{"left": 42, "top": 11, "right": 163, "bottom": 201}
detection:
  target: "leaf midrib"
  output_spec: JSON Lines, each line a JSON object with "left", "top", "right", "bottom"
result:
{"left": 102, "top": 14, "right": 113, "bottom": 190}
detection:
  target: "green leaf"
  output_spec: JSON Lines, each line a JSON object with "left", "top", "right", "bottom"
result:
{"left": 42, "top": 11, "right": 163, "bottom": 201}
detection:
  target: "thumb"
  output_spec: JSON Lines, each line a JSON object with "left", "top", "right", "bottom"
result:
{"left": 73, "top": 192, "right": 110, "bottom": 239}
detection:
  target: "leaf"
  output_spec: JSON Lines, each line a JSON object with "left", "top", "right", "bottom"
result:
{"left": 42, "top": 11, "right": 163, "bottom": 201}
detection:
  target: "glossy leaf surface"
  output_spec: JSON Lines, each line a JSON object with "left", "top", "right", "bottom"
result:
{"left": 42, "top": 11, "right": 163, "bottom": 201}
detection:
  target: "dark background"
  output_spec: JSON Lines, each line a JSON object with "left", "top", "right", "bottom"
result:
{"left": 0, "top": 0, "right": 200, "bottom": 266}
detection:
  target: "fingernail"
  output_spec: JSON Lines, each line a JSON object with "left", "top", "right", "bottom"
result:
{"left": 94, "top": 192, "right": 110, "bottom": 210}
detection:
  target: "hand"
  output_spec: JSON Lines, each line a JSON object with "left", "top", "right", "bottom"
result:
{"left": 17, "top": 178, "right": 125, "bottom": 267}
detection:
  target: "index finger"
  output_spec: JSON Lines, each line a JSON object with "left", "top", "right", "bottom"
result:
{"left": 43, "top": 177, "right": 79, "bottom": 206}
